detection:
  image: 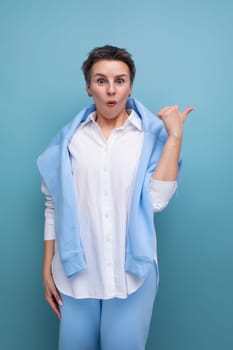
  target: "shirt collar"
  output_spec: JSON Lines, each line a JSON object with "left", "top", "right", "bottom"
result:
{"left": 126, "top": 110, "right": 143, "bottom": 131}
{"left": 79, "top": 109, "right": 143, "bottom": 131}
{"left": 78, "top": 112, "right": 97, "bottom": 129}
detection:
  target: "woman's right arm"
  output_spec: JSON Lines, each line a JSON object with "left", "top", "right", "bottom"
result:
{"left": 43, "top": 240, "right": 62, "bottom": 319}
{"left": 41, "top": 183, "right": 63, "bottom": 319}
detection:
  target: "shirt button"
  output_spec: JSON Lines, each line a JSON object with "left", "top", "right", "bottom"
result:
{"left": 104, "top": 191, "right": 108, "bottom": 196}
{"left": 105, "top": 212, "right": 109, "bottom": 218}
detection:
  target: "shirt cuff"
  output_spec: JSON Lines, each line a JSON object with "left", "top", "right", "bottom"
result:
{"left": 41, "top": 182, "right": 56, "bottom": 240}
{"left": 44, "top": 221, "right": 56, "bottom": 240}
{"left": 149, "top": 179, "right": 177, "bottom": 212}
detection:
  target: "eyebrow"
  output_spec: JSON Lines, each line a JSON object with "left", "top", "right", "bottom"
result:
{"left": 93, "top": 73, "right": 128, "bottom": 78}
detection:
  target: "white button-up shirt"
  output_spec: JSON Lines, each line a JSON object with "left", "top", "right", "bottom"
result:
{"left": 42, "top": 110, "right": 177, "bottom": 299}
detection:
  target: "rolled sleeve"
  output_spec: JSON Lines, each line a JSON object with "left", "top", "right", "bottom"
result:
{"left": 149, "top": 179, "right": 177, "bottom": 212}
{"left": 41, "top": 182, "right": 56, "bottom": 240}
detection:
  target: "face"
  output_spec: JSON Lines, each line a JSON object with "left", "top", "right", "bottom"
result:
{"left": 86, "top": 60, "right": 132, "bottom": 120}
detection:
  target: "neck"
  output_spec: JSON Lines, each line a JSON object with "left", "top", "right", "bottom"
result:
{"left": 95, "top": 109, "right": 130, "bottom": 140}
{"left": 96, "top": 110, "right": 130, "bottom": 130}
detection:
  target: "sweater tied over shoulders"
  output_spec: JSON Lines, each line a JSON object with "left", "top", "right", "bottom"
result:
{"left": 37, "top": 98, "right": 177, "bottom": 279}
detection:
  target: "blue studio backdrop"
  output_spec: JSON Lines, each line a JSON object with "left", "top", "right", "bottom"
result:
{"left": 1, "top": 0, "right": 233, "bottom": 349}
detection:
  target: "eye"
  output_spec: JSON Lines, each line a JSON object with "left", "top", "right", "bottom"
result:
{"left": 116, "top": 78, "right": 125, "bottom": 85}
{"left": 97, "top": 78, "right": 106, "bottom": 85}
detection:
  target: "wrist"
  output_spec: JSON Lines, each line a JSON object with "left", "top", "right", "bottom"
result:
{"left": 43, "top": 262, "right": 52, "bottom": 278}
{"left": 166, "top": 134, "right": 182, "bottom": 146}
{"left": 43, "top": 272, "right": 53, "bottom": 285}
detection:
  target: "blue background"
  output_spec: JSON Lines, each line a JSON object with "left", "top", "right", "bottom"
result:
{"left": 1, "top": 0, "right": 233, "bottom": 349}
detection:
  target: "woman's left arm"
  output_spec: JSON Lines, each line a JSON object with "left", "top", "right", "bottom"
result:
{"left": 152, "top": 105, "right": 194, "bottom": 181}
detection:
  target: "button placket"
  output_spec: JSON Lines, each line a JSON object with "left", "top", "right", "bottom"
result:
{"left": 101, "top": 142, "right": 115, "bottom": 291}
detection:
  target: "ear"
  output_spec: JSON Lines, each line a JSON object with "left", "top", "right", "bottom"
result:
{"left": 129, "top": 85, "right": 133, "bottom": 97}
{"left": 86, "top": 84, "right": 92, "bottom": 97}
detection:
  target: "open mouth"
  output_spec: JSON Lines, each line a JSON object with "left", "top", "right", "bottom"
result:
{"left": 106, "top": 101, "right": 117, "bottom": 107}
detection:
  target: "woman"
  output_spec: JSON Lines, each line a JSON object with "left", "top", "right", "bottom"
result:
{"left": 38, "top": 45, "right": 193, "bottom": 350}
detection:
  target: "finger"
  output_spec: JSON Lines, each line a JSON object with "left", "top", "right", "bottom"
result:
{"left": 53, "top": 289, "right": 63, "bottom": 307}
{"left": 157, "top": 106, "right": 171, "bottom": 116}
{"left": 45, "top": 278, "right": 63, "bottom": 306}
{"left": 45, "top": 294, "right": 62, "bottom": 319}
{"left": 45, "top": 283, "right": 63, "bottom": 318}
{"left": 181, "top": 107, "right": 195, "bottom": 122}
{"left": 157, "top": 106, "right": 178, "bottom": 120}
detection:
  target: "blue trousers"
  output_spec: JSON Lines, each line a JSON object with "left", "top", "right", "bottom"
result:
{"left": 59, "top": 265, "right": 157, "bottom": 350}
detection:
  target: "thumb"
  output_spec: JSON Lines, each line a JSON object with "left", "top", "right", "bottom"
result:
{"left": 181, "top": 107, "right": 195, "bottom": 122}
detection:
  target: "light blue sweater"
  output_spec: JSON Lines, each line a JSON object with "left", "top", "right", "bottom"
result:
{"left": 37, "top": 98, "right": 177, "bottom": 279}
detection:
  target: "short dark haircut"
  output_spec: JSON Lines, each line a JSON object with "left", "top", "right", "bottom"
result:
{"left": 82, "top": 45, "right": 136, "bottom": 85}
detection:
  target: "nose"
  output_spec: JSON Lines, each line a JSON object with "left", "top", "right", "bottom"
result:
{"left": 107, "top": 81, "right": 116, "bottom": 95}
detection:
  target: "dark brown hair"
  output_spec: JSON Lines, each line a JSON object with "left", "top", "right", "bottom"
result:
{"left": 82, "top": 45, "right": 136, "bottom": 84}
